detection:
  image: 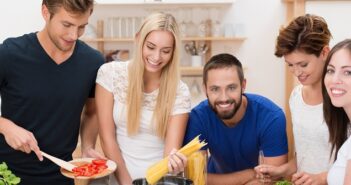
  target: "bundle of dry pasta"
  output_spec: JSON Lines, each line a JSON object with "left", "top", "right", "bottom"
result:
{"left": 186, "top": 151, "right": 207, "bottom": 185}
{"left": 145, "top": 135, "right": 207, "bottom": 184}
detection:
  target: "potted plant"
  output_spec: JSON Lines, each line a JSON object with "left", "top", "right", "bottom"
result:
{"left": 275, "top": 180, "right": 293, "bottom": 185}
{"left": 0, "top": 162, "right": 20, "bottom": 185}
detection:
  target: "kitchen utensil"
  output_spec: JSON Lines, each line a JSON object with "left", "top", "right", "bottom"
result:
{"left": 191, "top": 41, "right": 197, "bottom": 55}
{"left": 190, "top": 78, "right": 201, "bottom": 97}
{"left": 41, "top": 151, "right": 77, "bottom": 172}
{"left": 198, "top": 43, "right": 208, "bottom": 56}
{"left": 184, "top": 44, "right": 192, "bottom": 55}
{"left": 133, "top": 176, "right": 193, "bottom": 185}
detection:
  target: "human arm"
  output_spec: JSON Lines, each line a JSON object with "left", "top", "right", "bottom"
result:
{"left": 252, "top": 107, "right": 289, "bottom": 184}
{"left": 80, "top": 98, "right": 104, "bottom": 158}
{"left": 344, "top": 159, "right": 351, "bottom": 185}
{"left": 95, "top": 84, "right": 132, "bottom": 184}
{"left": 208, "top": 154, "right": 288, "bottom": 185}
{"left": 0, "top": 42, "right": 43, "bottom": 160}
{"left": 208, "top": 169, "right": 256, "bottom": 185}
{"left": 0, "top": 117, "right": 43, "bottom": 160}
{"left": 164, "top": 81, "right": 192, "bottom": 174}
{"left": 164, "top": 113, "right": 189, "bottom": 174}
{"left": 291, "top": 171, "right": 327, "bottom": 185}
{"left": 255, "top": 156, "right": 297, "bottom": 181}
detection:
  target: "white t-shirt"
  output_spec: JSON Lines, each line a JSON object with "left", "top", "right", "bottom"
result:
{"left": 96, "top": 61, "right": 191, "bottom": 181}
{"left": 289, "top": 85, "right": 333, "bottom": 173}
{"left": 328, "top": 136, "right": 351, "bottom": 185}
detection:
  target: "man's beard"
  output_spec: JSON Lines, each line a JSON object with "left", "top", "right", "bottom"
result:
{"left": 208, "top": 95, "right": 242, "bottom": 120}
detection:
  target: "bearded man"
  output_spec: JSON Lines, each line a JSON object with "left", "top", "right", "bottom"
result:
{"left": 183, "top": 53, "right": 288, "bottom": 185}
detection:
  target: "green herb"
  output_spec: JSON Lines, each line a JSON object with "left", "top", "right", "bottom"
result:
{"left": 275, "top": 180, "right": 293, "bottom": 185}
{"left": 0, "top": 162, "right": 21, "bottom": 185}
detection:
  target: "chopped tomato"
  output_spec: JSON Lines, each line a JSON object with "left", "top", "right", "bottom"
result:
{"left": 92, "top": 159, "right": 107, "bottom": 166}
{"left": 72, "top": 159, "right": 109, "bottom": 177}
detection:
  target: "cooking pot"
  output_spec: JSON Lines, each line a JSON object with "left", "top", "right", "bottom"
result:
{"left": 132, "top": 176, "right": 193, "bottom": 185}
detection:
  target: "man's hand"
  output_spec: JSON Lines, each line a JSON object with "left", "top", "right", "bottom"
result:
{"left": 0, "top": 120, "right": 43, "bottom": 161}
{"left": 255, "top": 164, "right": 285, "bottom": 183}
{"left": 245, "top": 178, "right": 264, "bottom": 185}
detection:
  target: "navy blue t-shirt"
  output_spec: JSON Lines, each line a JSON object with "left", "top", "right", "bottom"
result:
{"left": 0, "top": 33, "right": 104, "bottom": 185}
{"left": 184, "top": 93, "right": 288, "bottom": 173}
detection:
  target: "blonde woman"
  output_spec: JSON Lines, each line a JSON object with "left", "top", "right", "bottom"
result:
{"left": 95, "top": 12, "right": 191, "bottom": 184}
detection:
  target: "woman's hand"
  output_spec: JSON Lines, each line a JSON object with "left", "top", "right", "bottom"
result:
{"left": 82, "top": 147, "right": 106, "bottom": 159}
{"left": 291, "top": 172, "right": 327, "bottom": 185}
{"left": 167, "top": 148, "right": 187, "bottom": 174}
{"left": 115, "top": 168, "right": 133, "bottom": 185}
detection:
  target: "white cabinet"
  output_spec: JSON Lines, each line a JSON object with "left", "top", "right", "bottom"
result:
{"left": 161, "top": 0, "right": 235, "bottom": 3}
{"left": 95, "top": 0, "right": 143, "bottom": 4}
{"left": 95, "top": 0, "right": 235, "bottom": 5}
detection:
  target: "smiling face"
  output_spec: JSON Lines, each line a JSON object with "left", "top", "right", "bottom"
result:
{"left": 284, "top": 50, "right": 327, "bottom": 85}
{"left": 142, "top": 30, "right": 174, "bottom": 75}
{"left": 43, "top": 5, "right": 90, "bottom": 52}
{"left": 324, "top": 48, "right": 351, "bottom": 109}
{"left": 205, "top": 67, "right": 245, "bottom": 120}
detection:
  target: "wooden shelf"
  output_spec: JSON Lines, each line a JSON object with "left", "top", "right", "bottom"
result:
{"left": 282, "top": 0, "right": 294, "bottom": 3}
{"left": 82, "top": 38, "right": 135, "bottom": 42}
{"left": 81, "top": 37, "right": 246, "bottom": 42}
{"left": 182, "top": 37, "right": 246, "bottom": 41}
{"left": 95, "top": 0, "right": 235, "bottom": 6}
{"left": 180, "top": 66, "right": 203, "bottom": 76}
{"left": 180, "top": 66, "right": 247, "bottom": 76}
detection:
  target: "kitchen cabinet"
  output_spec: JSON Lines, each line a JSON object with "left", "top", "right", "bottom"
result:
{"left": 84, "top": 2, "right": 245, "bottom": 76}
{"left": 82, "top": 34, "right": 245, "bottom": 76}
{"left": 95, "top": 0, "right": 143, "bottom": 4}
{"left": 95, "top": 0, "right": 235, "bottom": 5}
{"left": 161, "top": 0, "right": 235, "bottom": 3}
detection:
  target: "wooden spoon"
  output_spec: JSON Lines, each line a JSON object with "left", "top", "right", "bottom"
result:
{"left": 41, "top": 151, "right": 77, "bottom": 172}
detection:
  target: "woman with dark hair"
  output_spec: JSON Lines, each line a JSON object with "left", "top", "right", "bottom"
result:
{"left": 322, "top": 39, "right": 351, "bottom": 185}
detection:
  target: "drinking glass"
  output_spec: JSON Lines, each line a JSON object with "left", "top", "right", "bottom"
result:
{"left": 259, "top": 150, "right": 266, "bottom": 185}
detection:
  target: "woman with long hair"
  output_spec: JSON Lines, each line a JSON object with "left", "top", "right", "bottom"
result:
{"left": 95, "top": 12, "right": 191, "bottom": 184}
{"left": 322, "top": 39, "right": 351, "bottom": 185}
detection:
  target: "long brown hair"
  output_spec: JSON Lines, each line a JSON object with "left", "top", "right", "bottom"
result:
{"left": 126, "top": 12, "right": 181, "bottom": 139}
{"left": 322, "top": 39, "right": 351, "bottom": 160}
{"left": 275, "top": 14, "right": 331, "bottom": 57}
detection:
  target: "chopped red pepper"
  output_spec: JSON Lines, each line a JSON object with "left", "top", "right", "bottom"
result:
{"left": 72, "top": 159, "right": 108, "bottom": 177}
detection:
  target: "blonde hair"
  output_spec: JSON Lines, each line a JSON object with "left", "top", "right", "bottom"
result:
{"left": 126, "top": 12, "right": 181, "bottom": 139}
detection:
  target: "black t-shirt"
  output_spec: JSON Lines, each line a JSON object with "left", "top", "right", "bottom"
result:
{"left": 0, "top": 33, "right": 104, "bottom": 185}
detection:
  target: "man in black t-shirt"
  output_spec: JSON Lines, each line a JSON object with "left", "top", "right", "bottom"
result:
{"left": 0, "top": 1, "right": 104, "bottom": 185}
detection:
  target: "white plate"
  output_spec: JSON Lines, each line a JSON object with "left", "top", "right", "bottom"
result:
{"left": 60, "top": 158, "right": 117, "bottom": 180}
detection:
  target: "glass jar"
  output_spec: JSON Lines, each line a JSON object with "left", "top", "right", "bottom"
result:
{"left": 185, "top": 151, "right": 207, "bottom": 185}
